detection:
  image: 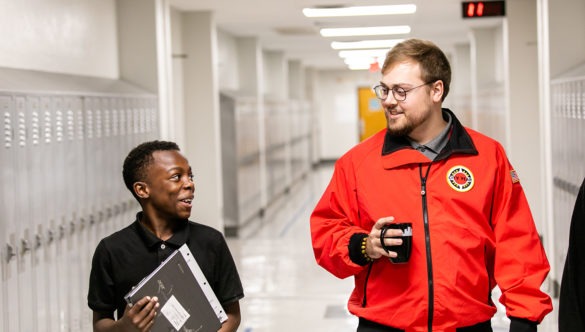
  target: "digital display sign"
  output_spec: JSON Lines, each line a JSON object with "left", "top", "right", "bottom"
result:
{"left": 462, "top": 1, "right": 506, "bottom": 18}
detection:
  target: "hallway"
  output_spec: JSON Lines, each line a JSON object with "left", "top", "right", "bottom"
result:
{"left": 228, "top": 165, "right": 559, "bottom": 332}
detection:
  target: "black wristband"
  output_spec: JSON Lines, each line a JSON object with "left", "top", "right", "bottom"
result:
{"left": 349, "top": 233, "right": 373, "bottom": 266}
{"left": 509, "top": 317, "right": 537, "bottom": 332}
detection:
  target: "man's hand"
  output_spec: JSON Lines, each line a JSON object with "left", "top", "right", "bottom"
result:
{"left": 366, "top": 216, "right": 403, "bottom": 260}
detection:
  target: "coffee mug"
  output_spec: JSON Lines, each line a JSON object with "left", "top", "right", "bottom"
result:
{"left": 380, "top": 222, "right": 412, "bottom": 263}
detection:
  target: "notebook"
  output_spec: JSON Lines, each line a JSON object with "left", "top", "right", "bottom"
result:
{"left": 124, "top": 244, "right": 227, "bottom": 332}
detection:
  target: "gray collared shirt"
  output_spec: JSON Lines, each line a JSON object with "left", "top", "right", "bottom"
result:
{"left": 407, "top": 112, "right": 452, "bottom": 160}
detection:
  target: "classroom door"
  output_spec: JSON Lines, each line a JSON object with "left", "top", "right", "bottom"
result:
{"left": 358, "top": 86, "right": 386, "bottom": 141}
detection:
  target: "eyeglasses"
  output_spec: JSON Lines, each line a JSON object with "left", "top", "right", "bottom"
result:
{"left": 372, "top": 81, "right": 434, "bottom": 101}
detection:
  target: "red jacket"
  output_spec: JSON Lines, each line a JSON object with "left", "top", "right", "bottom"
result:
{"left": 310, "top": 109, "right": 552, "bottom": 331}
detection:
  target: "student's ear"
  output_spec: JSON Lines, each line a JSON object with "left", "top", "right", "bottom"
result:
{"left": 134, "top": 182, "right": 150, "bottom": 199}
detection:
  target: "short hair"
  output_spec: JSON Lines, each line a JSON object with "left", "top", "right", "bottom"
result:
{"left": 381, "top": 38, "right": 451, "bottom": 101}
{"left": 122, "top": 140, "right": 180, "bottom": 200}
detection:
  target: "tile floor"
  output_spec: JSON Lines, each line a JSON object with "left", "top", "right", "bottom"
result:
{"left": 228, "top": 165, "right": 559, "bottom": 332}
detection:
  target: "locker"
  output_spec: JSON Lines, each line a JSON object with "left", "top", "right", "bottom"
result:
{"left": 28, "top": 96, "right": 46, "bottom": 332}
{"left": 84, "top": 97, "right": 105, "bottom": 245}
{"left": 0, "top": 95, "right": 15, "bottom": 332}
{"left": 53, "top": 96, "right": 71, "bottom": 332}
{"left": 14, "top": 95, "right": 29, "bottom": 331}
{"left": 110, "top": 97, "right": 125, "bottom": 232}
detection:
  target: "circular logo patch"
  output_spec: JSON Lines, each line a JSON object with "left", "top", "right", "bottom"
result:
{"left": 446, "top": 165, "right": 474, "bottom": 192}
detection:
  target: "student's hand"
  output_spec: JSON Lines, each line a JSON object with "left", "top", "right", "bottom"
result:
{"left": 119, "top": 296, "right": 159, "bottom": 332}
{"left": 367, "top": 216, "right": 403, "bottom": 260}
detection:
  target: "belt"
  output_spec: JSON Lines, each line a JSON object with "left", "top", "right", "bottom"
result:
{"left": 357, "top": 318, "right": 493, "bottom": 332}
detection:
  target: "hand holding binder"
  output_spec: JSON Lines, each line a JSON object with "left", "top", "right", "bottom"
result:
{"left": 124, "top": 244, "right": 227, "bottom": 332}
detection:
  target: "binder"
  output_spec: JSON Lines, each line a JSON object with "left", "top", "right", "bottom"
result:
{"left": 124, "top": 244, "right": 227, "bottom": 332}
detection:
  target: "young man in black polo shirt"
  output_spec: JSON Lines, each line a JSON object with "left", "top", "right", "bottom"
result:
{"left": 88, "top": 140, "right": 244, "bottom": 331}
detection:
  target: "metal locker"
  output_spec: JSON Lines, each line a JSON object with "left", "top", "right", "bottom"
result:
{"left": 69, "top": 96, "right": 92, "bottom": 331}
{"left": 102, "top": 97, "right": 116, "bottom": 237}
{"left": 122, "top": 98, "right": 136, "bottom": 229}
{"left": 27, "top": 95, "right": 46, "bottom": 332}
{"left": 15, "top": 95, "right": 34, "bottom": 332}
{"left": 110, "top": 97, "right": 124, "bottom": 232}
{"left": 113, "top": 97, "right": 124, "bottom": 231}
{"left": 0, "top": 94, "right": 15, "bottom": 332}
{"left": 53, "top": 96, "right": 71, "bottom": 332}
{"left": 57, "top": 96, "right": 81, "bottom": 331}
{"left": 35, "top": 95, "right": 60, "bottom": 332}
{"left": 84, "top": 97, "right": 105, "bottom": 245}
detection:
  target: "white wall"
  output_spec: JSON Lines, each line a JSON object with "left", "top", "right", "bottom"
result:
{"left": 0, "top": 0, "right": 118, "bottom": 78}
{"left": 217, "top": 30, "right": 240, "bottom": 92}
{"left": 314, "top": 69, "right": 378, "bottom": 160}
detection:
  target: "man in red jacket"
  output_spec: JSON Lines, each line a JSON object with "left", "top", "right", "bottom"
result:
{"left": 310, "top": 39, "right": 552, "bottom": 332}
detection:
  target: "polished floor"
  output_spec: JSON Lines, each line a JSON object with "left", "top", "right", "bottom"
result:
{"left": 227, "top": 165, "right": 559, "bottom": 332}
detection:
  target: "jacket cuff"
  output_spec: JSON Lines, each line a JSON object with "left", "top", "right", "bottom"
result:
{"left": 349, "top": 233, "right": 371, "bottom": 266}
{"left": 509, "top": 317, "right": 537, "bottom": 332}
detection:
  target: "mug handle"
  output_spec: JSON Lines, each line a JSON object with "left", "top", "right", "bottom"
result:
{"left": 380, "top": 226, "right": 389, "bottom": 252}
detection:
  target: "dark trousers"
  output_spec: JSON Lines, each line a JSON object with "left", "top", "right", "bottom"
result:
{"left": 357, "top": 318, "right": 493, "bottom": 332}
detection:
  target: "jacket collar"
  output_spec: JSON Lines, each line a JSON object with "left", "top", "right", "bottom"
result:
{"left": 381, "top": 108, "right": 478, "bottom": 169}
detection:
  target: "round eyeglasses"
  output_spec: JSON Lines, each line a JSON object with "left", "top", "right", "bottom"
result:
{"left": 372, "top": 82, "right": 433, "bottom": 101}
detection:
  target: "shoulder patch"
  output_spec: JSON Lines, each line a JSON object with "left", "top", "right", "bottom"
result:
{"left": 446, "top": 165, "right": 474, "bottom": 192}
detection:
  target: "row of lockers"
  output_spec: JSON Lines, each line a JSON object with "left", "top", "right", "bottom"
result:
{"left": 0, "top": 92, "right": 158, "bottom": 331}
{"left": 220, "top": 94, "right": 312, "bottom": 236}
{"left": 550, "top": 76, "right": 585, "bottom": 286}
{"left": 0, "top": 89, "right": 315, "bottom": 330}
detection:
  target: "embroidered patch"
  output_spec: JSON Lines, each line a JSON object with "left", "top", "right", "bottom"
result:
{"left": 511, "top": 169, "right": 520, "bottom": 184}
{"left": 446, "top": 165, "right": 474, "bottom": 192}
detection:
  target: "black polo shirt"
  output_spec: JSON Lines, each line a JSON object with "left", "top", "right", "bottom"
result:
{"left": 88, "top": 213, "right": 244, "bottom": 319}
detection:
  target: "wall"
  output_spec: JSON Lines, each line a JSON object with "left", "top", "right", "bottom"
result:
{"left": 0, "top": 0, "right": 118, "bottom": 78}
{"left": 314, "top": 69, "right": 379, "bottom": 161}
{"left": 217, "top": 29, "right": 240, "bottom": 92}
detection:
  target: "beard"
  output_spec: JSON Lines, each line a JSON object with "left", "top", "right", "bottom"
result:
{"left": 384, "top": 105, "right": 433, "bottom": 138}
{"left": 385, "top": 112, "right": 415, "bottom": 137}
{"left": 386, "top": 120, "right": 414, "bottom": 137}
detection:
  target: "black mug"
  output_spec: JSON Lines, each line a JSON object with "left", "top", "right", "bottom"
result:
{"left": 380, "top": 222, "right": 412, "bottom": 263}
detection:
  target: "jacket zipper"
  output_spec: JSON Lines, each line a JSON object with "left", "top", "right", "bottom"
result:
{"left": 420, "top": 163, "right": 434, "bottom": 332}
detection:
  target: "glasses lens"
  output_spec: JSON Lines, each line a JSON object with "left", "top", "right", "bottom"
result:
{"left": 392, "top": 87, "right": 407, "bottom": 101}
{"left": 374, "top": 85, "right": 388, "bottom": 100}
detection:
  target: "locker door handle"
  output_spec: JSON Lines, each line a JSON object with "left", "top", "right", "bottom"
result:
{"left": 59, "top": 225, "right": 66, "bottom": 240}
{"left": 47, "top": 229, "right": 54, "bottom": 244}
{"left": 35, "top": 234, "right": 43, "bottom": 250}
{"left": 21, "top": 239, "right": 30, "bottom": 255}
{"left": 5, "top": 244, "right": 15, "bottom": 263}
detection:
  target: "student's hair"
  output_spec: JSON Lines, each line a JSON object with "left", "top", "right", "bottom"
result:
{"left": 122, "top": 140, "right": 180, "bottom": 199}
{"left": 381, "top": 38, "right": 451, "bottom": 101}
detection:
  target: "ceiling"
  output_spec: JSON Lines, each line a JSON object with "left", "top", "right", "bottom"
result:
{"left": 168, "top": 0, "right": 504, "bottom": 71}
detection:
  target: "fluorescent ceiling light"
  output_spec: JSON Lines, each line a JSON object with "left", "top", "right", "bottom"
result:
{"left": 348, "top": 63, "right": 372, "bottom": 70}
{"left": 320, "top": 26, "right": 411, "bottom": 37}
{"left": 338, "top": 49, "right": 389, "bottom": 59}
{"left": 303, "top": 4, "right": 416, "bottom": 17}
{"left": 331, "top": 39, "right": 404, "bottom": 50}
{"left": 344, "top": 57, "right": 383, "bottom": 71}
{"left": 344, "top": 58, "right": 381, "bottom": 66}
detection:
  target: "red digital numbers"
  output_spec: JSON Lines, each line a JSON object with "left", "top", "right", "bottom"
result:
{"left": 462, "top": 1, "right": 505, "bottom": 18}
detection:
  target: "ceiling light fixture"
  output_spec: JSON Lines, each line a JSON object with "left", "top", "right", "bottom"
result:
{"left": 331, "top": 39, "right": 404, "bottom": 50}
{"left": 338, "top": 49, "right": 389, "bottom": 59}
{"left": 303, "top": 4, "right": 416, "bottom": 17}
{"left": 320, "top": 26, "right": 411, "bottom": 37}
